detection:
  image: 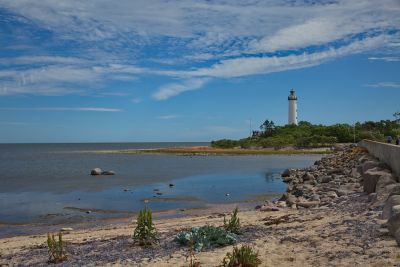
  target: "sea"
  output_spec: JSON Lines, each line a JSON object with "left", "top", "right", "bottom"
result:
{"left": 0, "top": 142, "right": 322, "bottom": 237}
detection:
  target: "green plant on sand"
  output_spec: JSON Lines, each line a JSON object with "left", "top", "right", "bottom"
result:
{"left": 47, "top": 232, "right": 67, "bottom": 263}
{"left": 132, "top": 207, "right": 159, "bottom": 246}
{"left": 186, "top": 237, "right": 201, "bottom": 267}
{"left": 224, "top": 207, "right": 241, "bottom": 234}
{"left": 221, "top": 245, "right": 262, "bottom": 267}
{"left": 175, "top": 225, "right": 236, "bottom": 252}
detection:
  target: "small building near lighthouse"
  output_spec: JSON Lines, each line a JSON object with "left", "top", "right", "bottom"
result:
{"left": 288, "top": 89, "right": 298, "bottom": 125}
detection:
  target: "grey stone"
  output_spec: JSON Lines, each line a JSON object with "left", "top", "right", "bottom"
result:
{"left": 388, "top": 213, "right": 400, "bottom": 236}
{"left": 363, "top": 168, "right": 391, "bottom": 194}
{"left": 90, "top": 168, "right": 102, "bottom": 175}
{"left": 393, "top": 205, "right": 400, "bottom": 217}
{"left": 281, "top": 169, "right": 291, "bottom": 177}
{"left": 320, "top": 176, "right": 332, "bottom": 183}
{"left": 383, "top": 195, "right": 400, "bottom": 220}
{"left": 395, "top": 228, "right": 400, "bottom": 246}
{"left": 302, "top": 172, "right": 315, "bottom": 181}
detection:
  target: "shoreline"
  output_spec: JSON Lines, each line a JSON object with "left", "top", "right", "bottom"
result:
{"left": 79, "top": 146, "right": 332, "bottom": 156}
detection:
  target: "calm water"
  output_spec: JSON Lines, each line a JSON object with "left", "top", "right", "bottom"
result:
{"left": 0, "top": 143, "right": 321, "bottom": 234}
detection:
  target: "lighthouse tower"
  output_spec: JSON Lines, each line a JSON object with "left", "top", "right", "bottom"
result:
{"left": 288, "top": 89, "right": 298, "bottom": 125}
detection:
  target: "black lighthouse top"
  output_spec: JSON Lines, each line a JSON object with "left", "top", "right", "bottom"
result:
{"left": 288, "top": 89, "right": 297, "bottom": 100}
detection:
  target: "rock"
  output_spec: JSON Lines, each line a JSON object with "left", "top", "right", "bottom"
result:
{"left": 383, "top": 195, "right": 400, "bottom": 220}
{"left": 326, "top": 191, "right": 338, "bottom": 199}
{"left": 368, "top": 193, "right": 377, "bottom": 202}
{"left": 388, "top": 184, "right": 400, "bottom": 198}
{"left": 395, "top": 228, "right": 400, "bottom": 246}
{"left": 296, "top": 201, "right": 320, "bottom": 208}
{"left": 281, "top": 169, "right": 291, "bottom": 177}
{"left": 260, "top": 204, "right": 280, "bottom": 212}
{"left": 393, "top": 205, "right": 400, "bottom": 217}
{"left": 302, "top": 172, "right": 315, "bottom": 181}
{"left": 373, "top": 175, "right": 397, "bottom": 206}
{"left": 90, "top": 168, "right": 102, "bottom": 175}
{"left": 363, "top": 168, "right": 391, "bottom": 194}
{"left": 156, "top": 192, "right": 163, "bottom": 195}
{"left": 60, "top": 227, "right": 73, "bottom": 232}
{"left": 285, "top": 194, "right": 297, "bottom": 206}
{"left": 319, "top": 176, "right": 332, "bottom": 183}
{"left": 101, "top": 170, "right": 115, "bottom": 175}
{"left": 362, "top": 160, "right": 390, "bottom": 175}
{"left": 282, "top": 176, "right": 293, "bottom": 183}
{"left": 350, "top": 168, "right": 361, "bottom": 178}
{"left": 276, "top": 201, "right": 287, "bottom": 208}
{"left": 388, "top": 213, "right": 400, "bottom": 236}
{"left": 169, "top": 183, "right": 174, "bottom": 187}
{"left": 225, "top": 193, "right": 230, "bottom": 196}
{"left": 86, "top": 210, "right": 91, "bottom": 214}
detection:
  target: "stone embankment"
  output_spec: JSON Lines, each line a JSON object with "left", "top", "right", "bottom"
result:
{"left": 276, "top": 144, "right": 400, "bottom": 246}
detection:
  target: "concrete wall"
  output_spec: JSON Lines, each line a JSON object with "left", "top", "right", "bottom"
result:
{"left": 359, "top": 139, "right": 400, "bottom": 178}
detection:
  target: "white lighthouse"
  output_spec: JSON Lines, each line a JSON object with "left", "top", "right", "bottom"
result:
{"left": 288, "top": 89, "right": 298, "bottom": 125}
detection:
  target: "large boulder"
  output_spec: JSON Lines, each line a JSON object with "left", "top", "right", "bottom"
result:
{"left": 373, "top": 174, "right": 397, "bottom": 206}
{"left": 388, "top": 212, "right": 400, "bottom": 236}
{"left": 382, "top": 195, "right": 400, "bottom": 220}
{"left": 363, "top": 168, "right": 391, "bottom": 194}
{"left": 91, "top": 168, "right": 102, "bottom": 175}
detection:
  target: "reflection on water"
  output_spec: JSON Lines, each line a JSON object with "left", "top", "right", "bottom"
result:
{"left": 0, "top": 143, "right": 322, "bottom": 228}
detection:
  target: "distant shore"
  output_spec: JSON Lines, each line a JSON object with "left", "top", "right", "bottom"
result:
{"left": 84, "top": 146, "right": 332, "bottom": 156}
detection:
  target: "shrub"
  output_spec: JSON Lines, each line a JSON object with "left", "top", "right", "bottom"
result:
{"left": 47, "top": 232, "right": 67, "bottom": 263}
{"left": 132, "top": 207, "right": 159, "bottom": 246}
{"left": 175, "top": 225, "right": 236, "bottom": 252}
{"left": 224, "top": 207, "right": 241, "bottom": 234}
{"left": 221, "top": 245, "right": 262, "bottom": 267}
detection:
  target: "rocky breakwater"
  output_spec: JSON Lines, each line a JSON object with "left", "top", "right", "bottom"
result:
{"left": 279, "top": 145, "right": 400, "bottom": 246}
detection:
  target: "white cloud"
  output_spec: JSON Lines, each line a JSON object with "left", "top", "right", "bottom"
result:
{"left": 152, "top": 78, "right": 209, "bottom": 100}
{"left": 368, "top": 56, "right": 400, "bottom": 62}
{"left": 0, "top": 0, "right": 399, "bottom": 99}
{"left": 365, "top": 82, "right": 400, "bottom": 88}
{"left": 157, "top": 114, "right": 179, "bottom": 120}
{"left": 0, "top": 107, "right": 123, "bottom": 112}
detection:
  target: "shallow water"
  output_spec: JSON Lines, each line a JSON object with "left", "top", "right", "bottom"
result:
{"left": 0, "top": 143, "right": 322, "bottom": 233}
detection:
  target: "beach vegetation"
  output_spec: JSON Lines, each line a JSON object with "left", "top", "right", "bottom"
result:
{"left": 224, "top": 207, "right": 241, "bottom": 234}
{"left": 175, "top": 225, "right": 236, "bottom": 252}
{"left": 132, "top": 207, "right": 159, "bottom": 246}
{"left": 212, "top": 118, "right": 400, "bottom": 149}
{"left": 186, "top": 237, "right": 201, "bottom": 267}
{"left": 47, "top": 232, "right": 67, "bottom": 263}
{"left": 220, "top": 245, "right": 262, "bottom": 267}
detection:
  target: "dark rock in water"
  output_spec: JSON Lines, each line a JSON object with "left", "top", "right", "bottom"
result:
{"left": 281, "top": 169, "right": 291, "bottom": 177}
{"left": 86, "top": 210, "right": 91, "bottom": 214}
{"left": 169, "top": 183, "right": 174, "bottom": 187}
{"left": 225, "top": 193, "right": 230, "bottom": 196}
{"left": 101, "top": 170, "right": 115, "bottom": 175}
{"left": 153, "top": 189, "right": 160, "bottom": 191}
{"left": 156, "top": 192, "right": 163, "bottom": 195}
{"left": 91, "top": 168, "right": 102, "bottom": 175}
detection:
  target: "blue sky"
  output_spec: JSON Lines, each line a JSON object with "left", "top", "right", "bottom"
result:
{"left": 0, "top": 0, "right": 399, "bottom": 143}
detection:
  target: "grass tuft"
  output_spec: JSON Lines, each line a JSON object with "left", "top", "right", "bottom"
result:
{"left": 221, "top": 245, "right": 262, "bottom": 267}
{"left": 132, "top": 207, "right": 159, "bottom": 246}
{"left": 224, "top": 207, "right": 241, "bottom": 234}
{"left": 47, "top": 232, "right": 67, "bottom": 263}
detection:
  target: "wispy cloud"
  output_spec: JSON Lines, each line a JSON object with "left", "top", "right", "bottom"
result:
{"left": 365, "top": 82, "right": 400, "bottom": 88}
{"left": 368, "top": 56, "right": 400, "bottom": 62}
{"left": 152, "top": 78, "right": 209, "bottom": 100}
{"left": 0, "top": 0, "right": 399, "bottom": 99}
{"left": 157, "top": 114, "right": 180, "bottom": 120}
{"left": 0, "top": 107, "right": 123, "bottom": 112}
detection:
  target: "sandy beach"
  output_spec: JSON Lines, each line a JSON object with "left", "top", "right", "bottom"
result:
{"left": 1, "top": 193, "right": 398, "bottom": 266}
